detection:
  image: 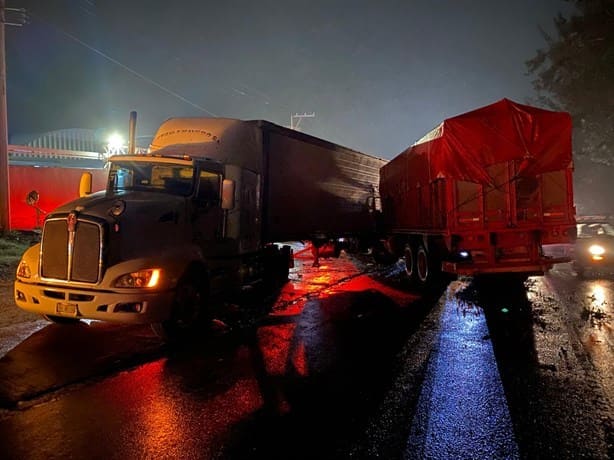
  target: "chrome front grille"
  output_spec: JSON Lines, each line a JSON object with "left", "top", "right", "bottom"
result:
{"left": 41, "top": 215, "right": 103, "bottom": 284}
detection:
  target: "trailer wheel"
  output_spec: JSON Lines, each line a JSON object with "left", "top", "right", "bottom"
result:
{"left": 152, "top": 269, "right": 207, "bottom": 343}
{"left": 416, "top": 246, "right": 430, "bottom": 284}
{"left": 404, "top": 245, "right": 415, "bottom": 280}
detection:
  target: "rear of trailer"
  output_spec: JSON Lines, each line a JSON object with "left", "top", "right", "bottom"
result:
{"left": 380, "top": 99, "right": 575, "bottom": 282}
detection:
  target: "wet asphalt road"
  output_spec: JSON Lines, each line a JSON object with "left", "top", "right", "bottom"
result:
{"left": 0, "top": 254, "right": 612, "bottom": 459}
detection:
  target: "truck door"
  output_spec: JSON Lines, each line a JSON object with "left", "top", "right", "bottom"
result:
{"left": 240, "top": 169, "right": 260, "bottom": 252}
{"left": 192, "top": 169, "right": 224, "bottom": 251}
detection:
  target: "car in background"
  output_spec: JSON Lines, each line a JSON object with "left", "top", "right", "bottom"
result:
{"left": 571, "top": 215, "right": 614, "bottom": 278}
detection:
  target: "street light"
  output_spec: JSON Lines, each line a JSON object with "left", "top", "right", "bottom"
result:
{"left": 106, "top": 132, "right": 125, "bottom": 155}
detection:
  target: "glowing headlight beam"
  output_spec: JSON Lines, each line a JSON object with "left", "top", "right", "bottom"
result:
{"left": 589, "top": 244, "right": 605, "bottom": 256}
{"left": 115, "top": 268, "right": 161, "bottom": 288}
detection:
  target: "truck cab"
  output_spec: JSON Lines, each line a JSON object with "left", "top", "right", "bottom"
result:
{"left": 14, "top": 152, "right": 288, "bottom": 341}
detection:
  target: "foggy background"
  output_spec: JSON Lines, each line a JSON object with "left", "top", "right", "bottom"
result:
{"left": 5, "top": 0, "right": 574, "bottom": 156}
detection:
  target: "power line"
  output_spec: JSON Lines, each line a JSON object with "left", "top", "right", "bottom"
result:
{"left": 29, "top": 12, "right": 218, "bottom": 116}
{"left": 24, "top": 10, "right": 313, "bottom": 130}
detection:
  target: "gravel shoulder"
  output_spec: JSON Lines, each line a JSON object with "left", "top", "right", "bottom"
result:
{"left": 0, "top": 282, "right": 41, "bottom": 329}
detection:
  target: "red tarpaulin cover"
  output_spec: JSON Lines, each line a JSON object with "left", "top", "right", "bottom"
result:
{"left": 396, "top": 98, "right": 572, "bottom": 184}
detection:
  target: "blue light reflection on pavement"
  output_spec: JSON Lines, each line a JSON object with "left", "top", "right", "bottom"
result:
{"left": 405, "top": 293, "right": 519, "bottom": 459}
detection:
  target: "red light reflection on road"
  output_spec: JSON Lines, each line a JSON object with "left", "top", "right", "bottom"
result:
{"left": 257, "top": 323, "right": 307, "bottom": 376}
{"left": 97, "top": 356, "right": 264, "bottom": 458}
{"left": 38, "top": 251, "right": 421, "bottom": 456}
{"left": 259, "top": 250, "right": 417, "bottom": 382}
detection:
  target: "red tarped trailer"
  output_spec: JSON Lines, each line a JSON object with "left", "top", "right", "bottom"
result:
{"left": 380, "top": 98, "right": 575, "bottom": 283}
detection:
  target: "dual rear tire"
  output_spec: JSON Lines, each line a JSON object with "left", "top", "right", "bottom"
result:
{"left": 404, "top": 242, "right": 436, "bottom": 286}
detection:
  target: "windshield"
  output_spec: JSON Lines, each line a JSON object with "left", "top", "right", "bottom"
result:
{"left": 109, "top": 161, "right": 195, "bottom": 196}
{"left": 576, "top": 222, "right": 614, "bottom": 238}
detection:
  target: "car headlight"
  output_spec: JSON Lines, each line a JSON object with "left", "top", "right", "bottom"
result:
{"left": 115, "top": 268, "right": 161, "bottom": 288}
{"left": 16, "top": 260, "right": 31, "bottom": 279}
{"left": 588, "top": 244, "right": 605, "bottom": 256}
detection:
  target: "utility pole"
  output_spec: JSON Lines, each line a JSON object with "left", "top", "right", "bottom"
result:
{"left": 0, "top": 0, "right": 9, "bottom": 234}
{"left": 0, "top": 1, "right": 25, "bottom": 234}
{"left": 290, "top": 112, "right": 315, "bottom": 131}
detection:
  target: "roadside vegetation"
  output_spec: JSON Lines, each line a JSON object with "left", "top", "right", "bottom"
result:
{"left": 0, "top": 232, "right": 39, "bottom": 282}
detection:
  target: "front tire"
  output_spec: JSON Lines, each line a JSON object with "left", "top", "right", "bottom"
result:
{"left": 151, "top": 269, "right": 208, "bottom": 342}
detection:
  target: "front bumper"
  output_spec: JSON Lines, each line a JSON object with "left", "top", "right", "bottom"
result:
{"left": 14, "top": 280, "right": 175, "bottom": 324}
{"left": 572, "top": 256, "right": 614, "bottom": 272}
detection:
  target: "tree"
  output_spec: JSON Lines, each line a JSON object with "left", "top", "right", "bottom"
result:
{"left": 527, "top": 0, "right": 614, "bottom": 166}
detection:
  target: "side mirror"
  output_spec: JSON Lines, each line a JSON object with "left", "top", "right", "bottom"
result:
{"left": 221, "top": 179, "right": 235, "bottom": 210}
{"left": 79, "top": 172, "right": 92, "bottom": 197}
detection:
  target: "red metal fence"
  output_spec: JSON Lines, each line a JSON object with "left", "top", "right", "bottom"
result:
{"left": 9, "top": 165, "right": 107, "bottom": 230}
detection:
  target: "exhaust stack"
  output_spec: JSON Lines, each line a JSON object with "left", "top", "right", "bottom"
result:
{"left": 128, "top": 111, "right": 137, "bottom": 154}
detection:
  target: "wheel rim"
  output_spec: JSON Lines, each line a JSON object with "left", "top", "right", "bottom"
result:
{"left": 417, "top": 247, "right": 429, "bottom": 283}
{"left": 404, "top": 245, "right": 414, "bottom": 278}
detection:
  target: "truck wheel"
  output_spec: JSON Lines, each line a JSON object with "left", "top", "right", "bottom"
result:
{"left": 152, "top": 270, "right": 207, "bottom": 342}
{"left": 404, "top": 244, "right": 415, "bottom": 280}
{"left": 416, "top": 246, "right": 429, "bottom": 284}
{"left": 42, "top": 315, "right": 80, "bottom": 324}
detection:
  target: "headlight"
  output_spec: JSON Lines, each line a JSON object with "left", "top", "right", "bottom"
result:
{"left": 16, "top": 260, "right": 31, "bottom": 279}
{"left": 115, "top": 268, "right": 161, "bottom": 288}
{"left": 588, "top": 244, "right": 605, "bottom": 256}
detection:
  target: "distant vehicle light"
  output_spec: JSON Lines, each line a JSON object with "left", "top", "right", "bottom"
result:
{"left": 588, "top": 244, "right": 605, "bottom": 256}
{"left": 459, "top": 251, "right": 470, "bottom": 258}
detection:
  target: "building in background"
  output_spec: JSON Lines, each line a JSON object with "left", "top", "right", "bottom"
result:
{"left": 8, "top": 128, "right": 112, "bottom": 230}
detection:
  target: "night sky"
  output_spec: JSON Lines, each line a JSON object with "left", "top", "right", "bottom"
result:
{"left": 6, "top": 0, "right": 574, "bottom": 159}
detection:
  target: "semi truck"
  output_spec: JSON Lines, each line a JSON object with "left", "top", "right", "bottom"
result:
{"left": 14, "top": 117, "right": 386, "bottom": 340}
{"left": 378, "top": 98, "right": 576, "bottom": 285}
